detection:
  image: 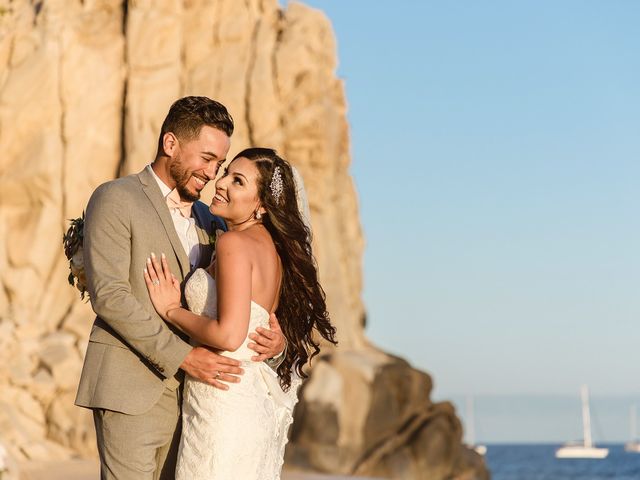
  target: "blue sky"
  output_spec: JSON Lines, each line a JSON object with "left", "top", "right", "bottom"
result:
{"left": 292, "top": 1, "right": 640, "bottom": 439}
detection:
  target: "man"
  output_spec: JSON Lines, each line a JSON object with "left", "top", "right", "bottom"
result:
{"left": 75, "top": 96, "right": 285, "bottom": 479}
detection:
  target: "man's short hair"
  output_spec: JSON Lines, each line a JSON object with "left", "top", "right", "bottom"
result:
{"left": 157, "top": 96, "right": 234, "bottom": 155}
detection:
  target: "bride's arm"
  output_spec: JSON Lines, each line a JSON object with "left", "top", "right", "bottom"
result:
{"left": 145, "top": 233, "right": 252, "bottom": 351}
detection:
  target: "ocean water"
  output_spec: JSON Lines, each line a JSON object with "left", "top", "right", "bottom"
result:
{"left": 486, "top": 444, "right": 640, "bottom": 480}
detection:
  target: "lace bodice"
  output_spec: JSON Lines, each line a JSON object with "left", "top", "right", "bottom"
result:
{"left": 184, "top": 267, "right": 218, "bottom": 318}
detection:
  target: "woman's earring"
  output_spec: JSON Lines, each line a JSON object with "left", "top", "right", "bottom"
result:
{"left": 255, "top": 211, "right": 262, "bottom": 220}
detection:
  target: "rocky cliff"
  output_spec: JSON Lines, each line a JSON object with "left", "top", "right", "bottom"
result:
{"left": 0, "top": 1, "right": 487, "bottom": 478}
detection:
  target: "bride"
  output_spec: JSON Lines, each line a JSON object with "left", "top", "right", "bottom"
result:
{"left": 143, "top": 147, "right": 337, "bottom": 480}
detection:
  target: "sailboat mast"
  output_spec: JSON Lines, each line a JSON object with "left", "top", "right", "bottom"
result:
{"left": 466, "top": 396, "right": 475, "bottom": 446}
{"left": 581, "top": 384, "right": 593, "bottom": 448}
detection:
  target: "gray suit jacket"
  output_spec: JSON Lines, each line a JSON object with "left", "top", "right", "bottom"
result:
{"left": 75, "top": 167, "right": 221, "bottom": 415}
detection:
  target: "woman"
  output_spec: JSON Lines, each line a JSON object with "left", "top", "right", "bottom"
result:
{"left": 143, "top": 148, "right": 337, "bottom": 480}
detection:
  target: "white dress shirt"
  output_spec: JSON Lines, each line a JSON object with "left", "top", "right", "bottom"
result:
{"left": 147, "top": 165, "right": 201, "bottom": 269}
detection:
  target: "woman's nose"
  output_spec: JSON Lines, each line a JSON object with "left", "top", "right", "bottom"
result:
{"left": 214, "top": 175, "right": 228, "bottom": 190}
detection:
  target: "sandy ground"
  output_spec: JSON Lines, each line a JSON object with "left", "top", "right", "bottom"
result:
{"left": 17, "top": 460, "right": 382, "bottom": 480}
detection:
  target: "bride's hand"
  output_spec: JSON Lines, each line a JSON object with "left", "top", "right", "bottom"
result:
{"left": 143, "top": 252, "right": 181, "bottom": 321}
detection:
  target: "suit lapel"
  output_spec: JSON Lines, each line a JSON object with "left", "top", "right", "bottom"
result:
{"left": 192, "top": 202, "right": 214, "bottom": 270}
{"left": 192, "top": 202, "right": 211, "bottom": 245}
{"left": 137, "top": 169, "right": 190, "bottom": 277}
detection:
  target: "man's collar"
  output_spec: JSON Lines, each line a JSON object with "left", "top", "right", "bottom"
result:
{"left": 146, "top": 164, "right": 172, "bottom": 198}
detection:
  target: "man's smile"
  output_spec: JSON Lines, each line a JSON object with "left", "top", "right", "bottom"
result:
{"left": 192, "top": 175, "right": 207, "bottom": 189}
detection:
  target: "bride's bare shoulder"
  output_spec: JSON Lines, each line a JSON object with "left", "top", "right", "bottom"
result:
{"left": 214, "top": 229, "right": 263, "bottom": 258}
{"left": 215, "top": 230, "right": 248, "bottom": 253}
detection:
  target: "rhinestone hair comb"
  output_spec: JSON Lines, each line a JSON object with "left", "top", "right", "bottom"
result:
{"left": 270, "top": 166, "right": 283, "bottom": 203}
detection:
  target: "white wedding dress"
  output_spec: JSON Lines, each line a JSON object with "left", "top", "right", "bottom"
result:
{"left": 176, "top": 268, "right": 301, "bottom": 480}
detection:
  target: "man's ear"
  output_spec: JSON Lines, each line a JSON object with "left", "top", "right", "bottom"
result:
{"left": 162, "top": 132, "right": 179, "bottom": 157}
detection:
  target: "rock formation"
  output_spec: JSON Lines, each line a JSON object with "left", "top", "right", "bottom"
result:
{"left": 0, "top": 1, "right": 487, "bottom": 478}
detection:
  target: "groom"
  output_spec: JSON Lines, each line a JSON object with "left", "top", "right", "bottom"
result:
{"left": 75, "top": 96, "right": 286, "bottom": 479}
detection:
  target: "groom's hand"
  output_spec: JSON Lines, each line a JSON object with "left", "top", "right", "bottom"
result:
{"left": 248, "top": 313, "right": 286, "bottom": 362}
{"left": 181, "top": 347, "right": 244, "bottom": 390}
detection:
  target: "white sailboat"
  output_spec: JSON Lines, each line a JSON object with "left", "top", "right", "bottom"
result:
{"left": 555, "top": 385, "right": 608, "bottom": 459}
{"left": 625, "top": 405, "right": 640, "bottom": 453}
{"left": 465, "top": 396, "right": 487, "bottom": 456}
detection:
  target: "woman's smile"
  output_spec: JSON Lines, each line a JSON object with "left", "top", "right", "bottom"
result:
{"left": 213, "top": 191, "right": 228, "bottom": 204}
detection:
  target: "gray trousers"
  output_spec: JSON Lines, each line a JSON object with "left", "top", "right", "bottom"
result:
{"left": 93, "top": 387, "right": 181, "bottom": 480}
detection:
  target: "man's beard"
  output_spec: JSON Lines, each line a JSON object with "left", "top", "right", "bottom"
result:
{"left": 169, "top": 159, "right": 200, "bottom": 202}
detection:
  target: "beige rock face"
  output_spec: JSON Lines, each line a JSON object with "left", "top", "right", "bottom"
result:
{"left": 0, "top": 1, "right": 486, "bottom": 479}
{"left": 0, "top": 0, "right": 123, "bottom": 468}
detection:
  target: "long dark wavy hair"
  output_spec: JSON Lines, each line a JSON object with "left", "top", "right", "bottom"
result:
{"left": 233, "top": 148, "right": 337, "bottom": 390}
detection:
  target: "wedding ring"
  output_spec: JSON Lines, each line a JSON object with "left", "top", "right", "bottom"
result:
{"left": 214, "top": 371, "right": 221, "bottom": 380}
{"left": 152, "top": 279, "right": 160, "bottom": 286}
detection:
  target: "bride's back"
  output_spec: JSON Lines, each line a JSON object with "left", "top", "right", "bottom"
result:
{"left": 237, "top": 225, "right": 281, "bottom": 313}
